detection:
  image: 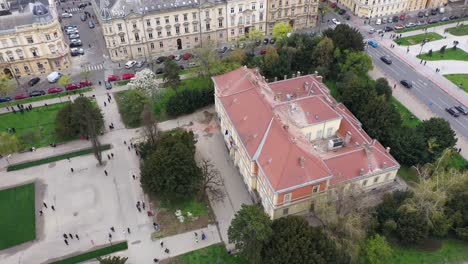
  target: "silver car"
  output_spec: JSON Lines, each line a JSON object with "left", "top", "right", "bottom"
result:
{"left": 69, "top": 34, "right": 80, "bottom": 39}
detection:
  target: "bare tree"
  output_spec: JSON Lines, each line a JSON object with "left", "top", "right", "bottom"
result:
{"left": 141, "top": 104, "right": 159, "bottom": 147}
{"left": 86, "top": 109, "right": 103, "bottom": 165}
{"left": 199, "top": 159, "right": 225, "bottom": 202}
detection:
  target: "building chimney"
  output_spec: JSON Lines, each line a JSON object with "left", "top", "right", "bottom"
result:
{"left": 344, "top": 131, "right": 352, "bottom": 146}
{"left": 292, "top": 73, "right": 296, "bottom": 78}
{"left": 382, "top": 162, "right": 387, "bottom": 168}
{"left": 299, "top": 156, "right": 305, "bottom": 168}
{"left": 360, "top": 168, "right": 365, "bottom": 175}
{"left": 284, "top": 75, "right": 287, "bottom": 80}
{"left": 297, "top": 71, "right": 301, "bottom": 77}
{"left": 386, "top": 147, "right": 391, "bottom": 153}
{"left": 372, "top": 139, "right": 376, "bottom": 145}
{"left": 274, "top": 76, "right": 278, "bottom": 82}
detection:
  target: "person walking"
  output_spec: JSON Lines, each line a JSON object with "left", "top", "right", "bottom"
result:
{"left": 104, "top": 101, "right": 107, "bottom": 107}
{"left": 75, "top": 234, "right": 79, "bottom": 240}
{"left": 64, "top": 239, "right": 69, "bottom": 245}
{"left": 39, "top": 210, "right": 43, "bottom": 216}
{"left": 109, "top": 233, "right": 112, "bottom": 239}
{"left": 132, "top": 175, "right": 136, "bottom": 180}
{"left": 43, "top": 202, "right": 48, "bottom": 208}
{"left": 111, "top": 153, "right": 114, "bottom": 158}
{"left": 201, "top": 231, "right": 206, "bottom": 240}
{"left": 160, "top": 241, "right": 164, "bottom": 247}
{"left": 107, "top": 97, "right": 111, "bottom": 103}
{"left": 424, "top": 61, "right": 427, "bottom": 65}
{"left": 124, "top": 140, "right": 127, "bottom": 145}
{"left": 142, "top": 202, "right": 146, "bottom": 210}
{"left": 69, "top": 233, "right": 73, "bottom": 239}
{"left": 111, "top": 227, "right": 115, "bottom": 232}
{"left": 104, "top": 170, "right": 108, "bottom": 176}
{"left": 51, "top": 205, "right": 55, "bottom": 211}
{"left": 107, "top": 154, "right": 111, "bottom": 160}
{"left": 63, "top": 233, "right": 68, "bottom": 239}
{"left": 71, "top": 168, "right": 74, "bottom": 173}
{"left": 127, "top": 227, "right": 131, "bottom": 234}
{"left": 153, "top": 258, "right": 159, "bottom": 263}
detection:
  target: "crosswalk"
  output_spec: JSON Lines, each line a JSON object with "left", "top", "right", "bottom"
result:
{"left": 81, "top": 63, "right": 104, "bottom": 71}
{"left": 65, "top": 7, "right": 80, "bottom": 13}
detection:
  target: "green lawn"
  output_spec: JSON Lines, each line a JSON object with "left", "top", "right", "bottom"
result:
{"left": 394, "top": 32, "right": 443, "bottom": 46}
{"left": 50, "top": 241, "right": 128, "bottom": 264}
{"left": 444, "top": 74, "right": 468, "bottom": 93}
{"left": 395, "top": 18, "right": 468, "bottom": 33}
{"left": 0, "top": 102, "right": 67, "bottom": 149}
{"left": 171, "top": 244, "right": 247, "bottom": 264}
{"left": 447, "top": 24, "right": 468, "bottom": 36}
{"left": 386, "top": 239, "right": 468, "bottom": 264}
{"left": 447, "top": 153, "right": 468, "bottom": 171}
{"left": 417, "top": 48, "right": 468, "bottom": 61}
{"left": 115, "top": 80, "right": 131, "bottom": 86}
{"left": 0, "top": 183, "right": 36, "bottom": 250}
{"left": 7, "top": 144, "right": 112, "bottom": 171}
{"left": 398, "top": 166, "right": 419, "bottom": 184}
{"left": 390, "top": 97, "right": 421, "bottom": 128}
{"left": 323, "top": 79, "right": 338, "bottom": 99}
{"left": 160, "top": 197, "right": 209, "bottom": 217}
{"left": 0, "top": 87, "right": 93, "bottom": 108}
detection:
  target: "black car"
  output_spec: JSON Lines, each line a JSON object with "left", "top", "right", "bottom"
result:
{"left": 155, "top": 68, "right": 163, "bottom": 74}
{"left": 345, "top": 15, "right": 351, "bottom": 20}
{"left": 384, "top": 26, "right": 393, "bottom": 32}
{"left": 78, "top": 3, "right": 87, "bottom": 8}
{"left": 29, "top": 90, "right": 45, "bottom": 97}
{"left": 380, "top": 55, "right": 392, "bottom": 65}
{"left": 263, "top": 38, "right": 269, "bottom": 45}
{"left": 430, "top": 8, "right": 438, "bottom": 15}
{"left": 446, "top": 107, "right": 460, "bottom": 117}
{"left": 156, "top": 56, "right": 166, "bottom": 64}
{"left": 392, "top": 16, "right": 399, "bottom": 22}
{"left": 418, "top": 11, "right": 424, "bottom": 18}
{"left": 28, "top": 77, "right": 40, "bottom": 86}
{"left": 400, "top": 80, "right": 412, "bottom": 88}
{"left": 179, "top": 65, "right": 185, "bottom": 70}
{"left": 218, "top": 46, "right": 228, "bottom": 53}
{"left": 455, "top": 105, "right": 468, "bottom": 115}
{"left": 0, "top": 96, "right": 11, "bottom": 103}
{"left": 428, "top": 19, "right": 439, "bottom": 24}
{"left": 270, "top": 38, "right": 276, "bottom": 44}
{"left": 338, "top": 9, "right": 346, "bottom": 15}
{"left": 70, "top": 41, "right": 82, "bottom": 47}
{"left": 449, "top": 15, "right": 459, "bottom": 20}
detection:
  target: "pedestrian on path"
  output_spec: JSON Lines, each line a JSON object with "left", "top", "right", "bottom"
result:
{"left": 124, "top": 140, "right": 127, "bottom": 145}
{"left": 107, "top": 97, "right": 111, "bottom": 103}
{"left": 424, "top": 61, "right": 427, "bottom": 65}
{"left": 64, "top": 239, "right": 69, "bottom": 245}
{"left": 128, "top": 146, "right": 131, "bottom": 151}
{"left": 165, "top": 248, "right": 170, "bottom": 254}
{"left": 132, "top": 175, "right": 136, "bottom": 180}
{"left": 107, "top": 154, "right": 111, "bottom": 160}
{"left": 63, "top": 234, "right": 68, "bottom": 239}
{"left": 201, "top": 231, "right": 206, "bottom": 240}
{"left": 104, "top": 101, "right": 107, "bottom": 107}
{"left": 39, "top": 210, "right": 43, "bottom": 216}
{"left": 75, "top": 234, "right": 79, "bottom": 240}
{"left": 43, "top": 202, "right": 48, "bottom": 208}
{"left": 153, "top": 258, "right": 159, "bottom": 263}
{"left": 111, "top": 153, "right": 114, "bottom": 158}
{"left": 109, "top": 233, "right": 112, "bottom": 239}
{"left": 111, "top": 226, "right": 115, "bottom": 232}
{"left": 51, "top": 205, "right": 55, "bottom": 211}
{"left": 104, "top": 170, "right": 108, "bottom": 176}
{"left": 69, "top": 233, "right": 73, "bottom": 239}
{"left": 127, "top": 227, "right": 131, "bottom": 234}
{"left": 407, "top": 47, "right": 409, "bottom": 53}
{"left": 71, "top": 168, "right": 74, "bottom": 173}
{"left": 393, "top": 84, "right": 396, "bottom": 89}
{"left": 99, "top": 81, "right": 102, "bottom": 86}
{"left": 160, "top": 241, "right": 164, "bottom": 247}
{"left": 142, "top": 202, "right": 146, "bottom": 209}
{"left": 420, "top": 59, "right": 423, "bottom": 64}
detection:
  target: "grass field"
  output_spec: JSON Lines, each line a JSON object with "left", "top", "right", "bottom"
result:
{"left": 417, "top": 48, "right": 468, "bottom": 61}
{"left": 398, "top": 166, "right": 420, "bottom": 184}
{"left": 160, "top": 197, "right": 209, "bottom": 217}
{"left": 0, "top": 102, "right": 67, "bottom": 149}
{"left": 386, "top": 239, "right": 468, "bottom": 264}
{"left": 447, "top": 24, "right": 468, "bottom": 36}
{"left": 394, "top": 32, "right": 443, "bottom": 46}
{"left": 115, "top": 80, "right": 131, "bottom": 86}
{"left": 390, "top": 97, "right": 421, "bottom": 128}
{"left": 51, "top": 241, "right": 128, "bottom": 264}
{"left": 168, "top": 244, "right": 247, "bottom": 264}
{"left": 395, "top": 18, "right": 468, "bottom": 33}
{"left": 7, "top": 144, "right": 112, "bottom": 171}
{"left": 444, "top": 74, "right": 468, "bottom": 93}
{"left": 0, "top": 87, "right": 93, "bottom": 108}
{"left": 0, "top": 183, "right": 36, "bottom": 250}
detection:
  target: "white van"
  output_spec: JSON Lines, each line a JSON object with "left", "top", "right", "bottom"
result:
{"left": 376, "top": 18, "right": 382, "bottom": 25}
{"left": 439, "top": 7, "right": 445, "bottom": 14}
{"left": 47, "top": 71, "right": 62, "bottom": 83}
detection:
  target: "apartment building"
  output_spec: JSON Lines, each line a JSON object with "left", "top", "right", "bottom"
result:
{"left": 340, "top": 0, "right": 407, "bottom": 18}
{"left": 226, "top": 0, "right": 267, "bottom": 41}
{"left": 406, "top": 0, "right": 428, "bottom": 11}
{"left": 213, "top": 67, "right": 399, "bottom": 219}
{"left": 426, "top": 0, "right": 448, "bottom": 8}
{"left": 97, "top": 0, "right": 228, "bottom": 61}
{"left": 0, "top": 0, "right": 69, "bottom": 78}
{"left": 266, "top": 0, "right": 318, "bottom": 36}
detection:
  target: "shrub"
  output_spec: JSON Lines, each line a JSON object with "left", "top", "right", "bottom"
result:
{"left": 115, "top": 89, "right": 149, "bottom": 128}
{"left": 166, "top": 86, "right": 214, "bottom": 117}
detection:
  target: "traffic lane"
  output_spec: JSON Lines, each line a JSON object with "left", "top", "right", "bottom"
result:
{"left": 367, "top": 46, "right": 468, "bottom": 136}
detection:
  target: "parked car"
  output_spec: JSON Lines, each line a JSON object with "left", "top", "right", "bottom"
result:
{"left": 392, "top": 16, "right": 399, "bottom": 22}
{"left": 449, "top": 15, "right": 459, "bottom": 20}
{"left": 218, "top": 46, "right": 228, "bottom": 53}
{"left": 399, "top": 13, "right": 406, "bottom": 20}
{"left": 330, "top": 2, "right": 337, "bottom": 8}
{"left": 417, "top": 11, "right": 424, "bottom": 18}
{"left": 70, "top": 48, "right": 84, "bottom": 56}
{"left": 155, "top": 56, "right": 166, "bottom": 63}
{"left": 88, "top": 21, "right": 95, "bottom": 28}
{"left": 368, "top": 28, "right": 375, "bottom": 34}
{"left": 47, "top": 71, "right": 62, "bottom": 83}
{"left": 431, "top": 8, "right": 438, "bottom": 15}
{"left": 345, "top": 15, "right": 351, "bottom": 20}
{"left": 105, "top": 81, "right": 112, "bottom": 90}
{"left": 0, "top": 96, "right": 11, "bottom": 103}
{"left": 400, "top": 80, "right": 413, "bottom": 88}
{"left": 446, "top": 107, "right": 460, "bottom": 117}
{"left": 28, "top": 77, "right": 40, "bottom": 86}
{"left": 64, "top": 24, "right": 77, "bottom": 29}
{"left": 428, "top": 18, "right": 439, "bottom": 24}
{"left": 79, "top": 80, "right": 92, "bottom": 87}
{"left": 69, "top": 34, "right": 80, "bottom": 39}
{"left": 455, "top": 105, "right": 468, "bottom": 115}
{"left": 167, "top": 54, "right": 175, "bottom": 60}
{"left": 380, "top": 55, "right": 392, "bottom": 65}
{"left": 174, "top": 54, "right": 182, "bottom": 61}
{"left": 135, "top": 60, "right": 146, "bottom": 68}
{"left": 382, "top": 17, "right": 388, "bottom": 24}
{"left": 70, "top": 42, "right": 82, "bottom": 47}
{"left": 440, "top": 17, "right": 449, "bottom": 22}
{"left": 122, "top": 73, "right": 135, "bottom": 80}
{"left": 78, "top": 3, "right": 87, "bottom": 8}
{"left": 263, "top": 38, "right": 269, "bottom": 45}
{"left": 66, "top": 28, "right": 78, "bottom": 34}
{"left": 155, "top": 68, "right": 163, "bottom": 74}
{"left": 179, "top": 65, "right": 185, "bottom": 70}
{"left": 80, "top": 14, "right": 87, "bottom": 21}
{"left": 15, "top": 93, "right": 29, "bottom": 100}
{"left": 62, "top": 13, "right": 73, "bottom": 18}
{"left": 70, "top": 39, "right": 82, "bottom": 44}
{"left": 384, "top": 26, "right": 393, "bottom": 32}
{"left": 66, "top": 83, "right": 81, "bottom": 91}
{"left": 125, "top": 60, "right": 137, "bottom": 69}
{"left": 376, "top": 18, "right": 381, "bottom": 25}
{"left": 367, "top": 39, "right": 378, "bottom": 48}
{"left": 405, "top": 22, "right": 415, "bottom": 28}
{"left": 29, "top": 90, "right": 45, "bottom": 97}
{"left": 107, "top": 74, "right": 121, "bottom": 82}
{"left": 338, "top": 9, "right": 346, "bottom": 15}
{"left": 332, "top": 18, "right": 341, "bottom": 25}
{"left": 394, "top": 24, "right": 405, "bottom": 29}
{"left": 260, "top": 48, "right": 267, "bottom": 55}
{"left": 48, "top": 87, "right": 63, "bottom": 94}
{"left": 182, "top": 52, "right": 192, "bottom": 60}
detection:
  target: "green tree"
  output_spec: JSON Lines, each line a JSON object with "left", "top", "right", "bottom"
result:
{"left": 389, "top": 127, "right": 430, "bottom": 166}
{"left": 0, "top": 132, "right": 20, "bottom": 155}
{"left": 262, "top": 216, "right": 347, "bottom": 264}
{"left": 140, "top": 130, "right": 201, "bottom": 199}
{"left": 396, "top": 208, "right": 430, "bottom": 244}
{"left": 97, "top": 256, "right": 128, "bottom": 264}
{"left": 193, "top": 41, "right": 222, "bottom": 77}
{"left": 226, "top": 48, "right": 247, "bottom": 65}
{"left": 116, "top": 89, "right": 149, "bottom": 127}
{"left": 272, "top": 22, "right": 292, "bottom": 41}
{"left": 313, "top": 37, "right": 335, "bottom": 69}
{"left": 0, "top": 72, "right": 15, "bottom": 98}
{"left": 415, "top": 118, "right": 457, "bottom": 161}
{"left": 240, "top": 27, "right": 264, "bottom": 54}
{"left": 374, "top": 78, "right": 392, "bottom": 101}
{"left": 360, "top": 234, "right": 392, "bottom": 264}
{"left": 339, "top": 51, "right": 373, "bottom": 76}
{"left": 55, "top": 98, "right": 104, "bottom": 139}
{"left": 263, "top": 46, "right": 280, "bottom": 74}
{"left": 323, "top": 24, "right": 365, "bottom": 52}
{"left": 57, "top": 74, "right": 71, "bottom": 88}
{"left": 228, "top": 204, "right": 272, "bottom": 264}
{"left": 446, "top": 176, "right": 468, "bottom": 240}
{"left": 162, "top": 58, "right": 181, "bottom": 88}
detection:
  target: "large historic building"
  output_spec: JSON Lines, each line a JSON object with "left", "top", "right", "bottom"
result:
{"left": 213, "top": 67, "right": 400, "bottom": 219}
{"left": 339, "top": 0, "right": 408, "bottom": 18}
{"left": 266, "top": 0, "right": 318, "bottom": 36}
{"left": 0, "top": 0, "right": 69, "bottom": 78}
{"left": 226, "top": 0, "right": 267, "bottom": 41}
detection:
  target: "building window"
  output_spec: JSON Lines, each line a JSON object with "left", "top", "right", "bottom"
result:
{"left": 159, "top": 41, "right": 163, "bottom": 48}
{"left": 239, "top": 27, "right": 243, "bottom": 34}
{"left": 165, "top": 17, "right": 169, "bottom": 24}
{"left": 316, "top": 130, "right": 322, "bottom": 139}
{"left": 7, "top": 52, "right": 13, "bottom": 60}
{"left": 193, "top": 24, "right": 198, "bottom": 32}
{"left": 183, "top": 13, "right": 188, "bottom": 21}
{"left": 146, "top": 19, "right": 151, "bottom": 26}
{"left": 24, "top": 65, "right": 30, "bottom": 72}
{"left": 285, "top": 8, "right": 288, "bottom": 16}
{"left": 218, "top": 8, "right": 222, "bottom": 15}
{"left": 151, "top": 42, "right": 155, "bottom": 49}
{"left": 31, "top": 49, "right": 38, "bottom": 57}
{"left": 120, "top": 36, "right": 125, "bottom": 43}
{"left": 260, "top": 12, "right": 264, "bottom": 21}
{"left": 374, "top": 176, "right": 380, "bottom": 183}
{"left": 45, "top": 34, "right": 51, "bottom": 41}
{"left": 167, "top": 30, "right": 172, "bottom": 36}
{"left": 327, "top": 127, "right": 333, "bottom": 137}
{"left": 117, "top": 24, "right": 122, "bottom": 31}
{"left": 252, "top": 14, "right": 256, "bottom": 23}
{"left": 283, "top": 208, "right": 289, "bottom": 216}
{"left": 206, "top": 23, "right": 210, "bottom": 30}
{"left": 133, "top": 23, "right": 137, "bottom": 29}
{"left": 14, "top": 67, "right": 20, "bottom": 74}
{"left": 195, "top": 37, "right": 198, "bottom": 42}
{"left": 312, "top": 185, "right": 319, "bottom": 193}
{"left": 157, "top": 31, "right": 162, "bottom": 37}
{"left": 278, "top": 10, "right": 282, "bottom": 17}
{"left": 134, "top": 33, "right": 140, "bottom": 41}
{"left": 175, "top": 26, "right": 180, "bottom": 34}
{"left": 260, "top": 2, "right": 264, "bottom": 8}
{"left": 219, "top": 32, "right": 223, "bottom": 38}
{"left": 123, "top": 47, "right": 127, "bottom": 54}
{"left": 137, "top": 47, "right": 142, "bottom": 53}
{"left": 219, "top": 20, "right": 223, "bottom": 27}
{"left": 149, "top": 32, "right": 153, "bottom": 39}
{"left": 109, "top": 27, "right": 112, "bottom": 33}
{"left": 283, "top": 193, "right": 291, "bottom": 203}
{"left": 252, "top": 3, "right": 256, "bottom": 10}
{"left": 231, "top": 17, "right": 235, "bottom": 26}
{"left": 54, "top": 32, "right": 58, "bottom": 38}
{"left": 230, "top": 7, "right": 234, "bottom": 13}
{"left": 156, "top": 18, "right": 160, "bottom": 25}
{"left": 205, "top": 10, "right": 209, "bottom": 18}
{"left": 239, "top": 5, "right": 243, "bottom": 12}
{"left": 239, "top": 16, "right": 243, "bottom": 24}
{"left": 36, "top": 62, "right": 43, "bottom": 69}
{"left": 0, "top": 54, "right": 4, "bottom": 62}
{"left": 26, "top": 37, "right": 34, "bottom": 44}
{"left": 362, "top": 180, "right": 368, "bottom": 187}
{"left": 174, "top": 15, "right": 179, "bottom": 22}
{"left": 192, "top": 12, "right": 197, "bottom": 19}
{"left": 292, "top": 8, "right": 295, "bottom": 16}
{"left": 184, "top": 26, "right": 189, "bottom": 33}
{"left": 385, "top": 173, "right": 390, "bottom": 181}
{"left": 246, "top": 15, "right": 250, "bottom": 24}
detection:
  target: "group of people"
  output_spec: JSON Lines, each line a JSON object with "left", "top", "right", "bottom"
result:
{"left": 6, "top": 104, "right": 33, "bottom": 114}
{"left": 63, "top": 233, "right": 80, "bottom": 245}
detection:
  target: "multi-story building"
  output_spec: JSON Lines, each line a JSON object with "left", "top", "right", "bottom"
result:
{"left": 340, "top": 0, "right": 407, "bottom": 18}
{"left": 0, "top": 0, "right": 69, "bottom": 78}
{"left": 213, "top": 67, "right": 400, "bottom": 219}
{"left": 266, "top": 0, "right": 318, "bottom": 36}
{"left": 406, "top": 0, "right": 428, "bottom": 11}
{"left": 225, "top": 0, "right": 267, "bottom": 41}
{"left": 426, "top": 0, "right": 448, "bottom": 8}
{"left": 97, "top": 0, "right": 228, "bottom": 62}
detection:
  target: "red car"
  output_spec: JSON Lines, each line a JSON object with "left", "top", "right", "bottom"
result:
{"left": 15, "top": 93, "right": 30, "bottom": 100}
{"left": 260, "top": 48, "right": 267, "bottom": 55}
{"left": 168, "top": 54, "right": 175, "bottom": 60}
{"left": 48, "top": 87, "right": 63, "bottom": 94}
{"left": 65, "top": 83, "right": 81, "bottom": 91}
{"left": 330, "top": 2, "right": 337, "bottom": 8}
{"left": 79, "top": 80, "right": 92, "bottom": 87}
{"left": 107, "top": 74, "right": 121, "bottom": 82}
{"left": 182, "top": 52, "right": 192, "bottom": 60}
{"left": 122, "top": 73, "right": 135, "bottom": 80}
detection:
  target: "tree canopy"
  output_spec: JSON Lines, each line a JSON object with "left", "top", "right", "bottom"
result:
{"left": 272, "top": 22, "right": 292, "bottom": 41}
{"left": 323, "top": 24, "right": 365, "bottom": 52}
{"left": 0, "top": 132, "right": 20, "bottom": 155}
{"left": 0, "top": 72, "right": 15, "bottom": 97}
{"left": 360, "top": 234, "right": 392, "bottom": 264}
{"left": 115, "top": 89, "right": 149, "bottom": 128}
{"left": 162, "top": 58, "right": 181, "bottom": 88}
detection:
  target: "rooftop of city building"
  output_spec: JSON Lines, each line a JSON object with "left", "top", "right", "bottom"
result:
{"left": 0, "top": 0, "right": 53, "bottom": 32}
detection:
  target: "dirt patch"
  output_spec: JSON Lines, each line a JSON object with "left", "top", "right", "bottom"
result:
{"left": 201, "top": 111, "right": 214, "bottom": 124}
{"left": 156, "top": 207, "right": 210, "bottom": 237}
{"left": 415, "top": 239, "right": 443, "bottom": 252}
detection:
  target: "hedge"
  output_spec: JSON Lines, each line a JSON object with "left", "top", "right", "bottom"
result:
{"left": 50, "top": 241, "right": 128, "bottom": 264}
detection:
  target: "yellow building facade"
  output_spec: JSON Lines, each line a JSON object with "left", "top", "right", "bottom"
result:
{"left": 266, "top": 0, "right": 318, "bottom": 36}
